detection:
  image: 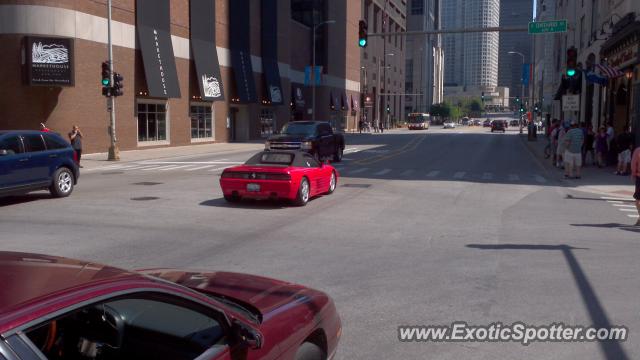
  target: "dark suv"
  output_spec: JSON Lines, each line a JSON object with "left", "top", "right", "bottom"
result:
{"left": 0, "top": 131, "right": 79, "bottom": 198}
{"left": 491, "top": 120, "right": 506, "bottom": 133}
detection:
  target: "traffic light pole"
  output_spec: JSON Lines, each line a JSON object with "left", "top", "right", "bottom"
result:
{"left": 107, "top": 0, "right": 120, "bottom": 161}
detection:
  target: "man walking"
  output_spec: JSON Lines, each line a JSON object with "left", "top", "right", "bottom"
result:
{"left": 632, "top": 145, "right": 640, "bottom": 226}
{"left": 564, "top": 120, "right": 585, "bottom": 179}
{"left": 615, "top": 127, "right": 633, "bottom": 175}
{"left": 68, "top": 125, "right": 84, "bottom": 168}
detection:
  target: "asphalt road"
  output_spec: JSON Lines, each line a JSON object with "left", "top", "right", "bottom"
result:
{"left": 1, "top": 127, "right": 639, "bottom": 359}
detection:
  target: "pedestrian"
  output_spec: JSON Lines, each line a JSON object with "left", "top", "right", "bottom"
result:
{"left": 563, "top": 120, "right": 584, "bottom": 179}
{"left": 606, "top": 122, "right": 615, "bottom": 164}
{"left": 615, "top": 127, "right": 634, "bottom": 175}
{"left": 595, "top": 126, "right": 608, "bottom": 168}
{"left": 358, "top": 120, "right": 363, "bottom": 134}
{"left": 68, "top": 125, "right": 84, "bottom": 168}
{"left": 583, "top": 125, "right": 595, "bottom": 166}
{"left": 549, "top": 119, "right": 559, "bottom": 164}
{"left": 556, "top": 121, "right": 568, "bottom": 168}
{"left": 380, "top": 122, "right": 384, "bottom": 133}
{"left": 631, "top": 145, "right": 640, "bottom": 226}
{"left": 39, "top": 123, "right": 51, "bottom": 132}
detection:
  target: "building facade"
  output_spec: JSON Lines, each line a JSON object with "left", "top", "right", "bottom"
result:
{"left": 0, "top": 0, "right": 362, "bottom": 154}
{"left": 498, "top": 0, "right": 532, "bottom": 106}
{"left": 360, "top": 0, "right": 407, "bottom": 128}
{"left": 405, "top": 0, "right": 443, "bottom": 114}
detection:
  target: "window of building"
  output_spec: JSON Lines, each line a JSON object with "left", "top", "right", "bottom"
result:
{"left": 579, "top": 15, "right": 585, "bottom": 49}
{"left": 260, "top": 109, "right": 276, "bottom": 138}
{"left": 137, "top": 101, "right": 168, "bottom": 143}
{"left": 190, "top": 103, "right": 214, "bottom": 141}
{"left": 411, "top": 0, "right": 424, "bottom": 15}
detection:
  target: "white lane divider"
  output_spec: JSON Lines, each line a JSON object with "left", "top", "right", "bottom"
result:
{"left": 159, "top": 165, "right": 192, "bottom": 171}
{"left": 426, "top": 170, "right": 440, "bottom": 178}
{"left": 186, "top": 165, "right": 219, "bottom": 171}
{"left": 534, "top": 175, "right": 547, "bottom": 183}
{"left": 142, "top": 165, "right": 176, "bottom": 171}
{"left": 508, "top": 174, "right": 520, "bottom": 181}
{"left": 348, "top": 168, "right": 369, "bottom": 175}
{"left": 482, "top": 172, "right": 493, "bottom": 180}
{"left": 453, "top": 172, "right": 466, "bottom": 179}
{"left": 374, "top": 168, "right": 392, "bottom": 176}
{"left": 208, "top": 167, "right": 228, "bottom": 172}
{"left": 401, "top": 169, "right": 415, "bottom": 177}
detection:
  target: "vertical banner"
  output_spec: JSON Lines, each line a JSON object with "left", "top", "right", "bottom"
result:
{"left": 190, "top": 0, "right": 225, "bottom": 101}
{"left": 136, "top": 0, "right": 181, "bottom": 98}
{"left": 261, "top": 0, "right": 283, "bottom": 104}
{"left": 522, "top": 63, "right": 530, "bottom": 86}
{"left": 304, "top": 66, "right": 311, "bottom": 86}
{"left": 229, "top": 0, "right": 257, "bottom": 103}
{"left": 314, "top": 66, "right": 323, "bottom": 86}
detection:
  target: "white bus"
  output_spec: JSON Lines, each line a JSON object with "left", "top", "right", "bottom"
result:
{"left": 407, "top": 113, "right": 431, "bottom": 130}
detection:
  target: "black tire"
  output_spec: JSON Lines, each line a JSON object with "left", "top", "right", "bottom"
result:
{"left": 294, "top": 342, "right": 326, "bottom": 360}
{"left": 49, "top": 167, "right": 74, "bottom": 198}
{"left": 333, "top": 146, "right": 343, "bottom": 162}
{"left": 224, "top": 194, "right": 240, "bottom": 203}
{"left": 327, "top": 171, "right": 337, "bottom": 194}
{"left": 294, "top": 177, "right": 310, "bottom": 206}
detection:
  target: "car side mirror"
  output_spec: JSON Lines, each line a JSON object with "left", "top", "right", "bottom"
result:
{"left": 232, "top": 320, "right": 263, "bottom": 350}
{"left": 0, "top": 149, "right": 8, "bottom": 156}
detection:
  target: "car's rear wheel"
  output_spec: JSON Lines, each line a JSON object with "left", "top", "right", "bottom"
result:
{"left": 327, "top": 171, "right": 337, "bottom": 194}
{"left": 49, "top": 167, "right": 74, "bottom": 198}
{"left": 333, "top": 146, "right": 343, "bottom": 162}
{"left": 294, "top": 342, "right": 326, "bottom": 360}
{"left": 294, "top": 178, "right": 310, "bottom": 206}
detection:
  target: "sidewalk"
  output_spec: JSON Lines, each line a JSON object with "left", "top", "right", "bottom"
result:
{"left": 520, "top": 134, "right": 635, "bottom": 198}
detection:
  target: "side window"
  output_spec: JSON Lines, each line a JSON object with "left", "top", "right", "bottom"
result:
{"left": 24, "top": 295, "right": 226, "bottom": 360}
{"left": 304, "top": 155, "right": 320, "bottom": 168}
{"left": 24, "top": 134, "right": 46, "bottom": 153}
{"left": 0, "top": 136, "right": 23, "bottom": 155}
{"left": 44, "top": 134, "right": 70, "bottom": 150}
{"left": 320, "top": 124, "right": 332, "bottom": 135}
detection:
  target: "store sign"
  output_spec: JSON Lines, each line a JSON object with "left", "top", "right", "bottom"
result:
{"left": 608, "top": 45, "right": 640, "bottom": 70}
{"left": 26, "top": 36, "right": 74, "bottom": 86}
{"left": 562, "top": 95, "right": 580, "bottom": 111}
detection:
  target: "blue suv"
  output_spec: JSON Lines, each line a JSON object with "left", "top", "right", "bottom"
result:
{"left": 0, "top": 131, "right": 79, "bottom": 198}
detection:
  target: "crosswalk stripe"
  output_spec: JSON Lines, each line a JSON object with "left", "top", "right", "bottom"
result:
{"left": 401, "top": 169, "right": 414, "bottom": 177}
{"left": 453, "top": 171, "right": 466, "bottom": 179}
{"left": 628, "top": 214, "right": 640, "bottom": 218}
{"left": 606, "top": 200, "right": 623, "bottom": 204}
{"left": 142, "top": 165, "right": 175, "bottom": 171}
{"left": 186, "top": 165, "right": 218, "bottom": 171}
{"left": 508, "top": 174, "right": 520, "bottom": 181}
{"left": 482, "top": 172, "right": 493, "bottom": 180}
{"left": 208, "top": 167, "right": 228, "bottom": 172}
{"left": 613, "top": 204, "right": 636, "bottom": 208}
{"left": 374, "top": 169, "right": 391, "bottom": 176}
{"left": 618, "top": 208, "right": 637, "bottom": 212}
{"left": 159, "top": 165, "right": 191, "bottom": 171}
{"left": 426, "top": 170, "right": 440, "bottom": 178}
{"left": 534, "top": 175, "right": 547, "bottom": 183}
{"left": 348, "top": 168, "right": 369, "bottom": 175}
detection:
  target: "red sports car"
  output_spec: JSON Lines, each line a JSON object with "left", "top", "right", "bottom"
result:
{"left": 220, "top": 151, "right": 338, "bottom": 206}
{"left": 0, "top": 252, "right": 341, "bottom": 360}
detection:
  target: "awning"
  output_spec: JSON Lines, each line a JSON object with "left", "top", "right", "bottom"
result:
{"left": 136, "top": 0, "right": 181, "bottom": 98}
{"left": 341, "top": 92, "right": 349, "bottom": 111}
{"left": 229, "top": 0, "right": 257, "bottom": 103}
{"left": 292, "top": 84, "right": 305, "bottom": 109}
{"left": 190, "top": 0, "right": 224, "bottom": 101}
{"left": 261, "top": 0, "right": 283, "bottom": 104}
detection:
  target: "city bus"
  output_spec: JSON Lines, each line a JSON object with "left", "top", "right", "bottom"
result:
{"left": 407, "top": 113, "right": 431, "bottom": 130}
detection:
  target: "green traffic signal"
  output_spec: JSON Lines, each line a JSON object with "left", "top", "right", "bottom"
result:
{"left": 359, "top": 39, "right": 367, "bottom": 47}
{"left": 102, "top": 78, "right": 110, "bottom": 86}
{"left": 566, "top": 69, "right": 576, "bottom": 77}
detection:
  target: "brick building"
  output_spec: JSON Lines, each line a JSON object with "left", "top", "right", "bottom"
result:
{"left": 0, "top": 0, "right": 362, "bottom": 153}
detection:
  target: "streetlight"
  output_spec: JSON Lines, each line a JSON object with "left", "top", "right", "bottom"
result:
{"left": 377, "top": 52, "right": 394, "bottom": 130}
{"left": 508, "top": 51, "right": 525, "bottom": 133}
{"left": 312, "top": 20, "right": 335, "bottom": 121}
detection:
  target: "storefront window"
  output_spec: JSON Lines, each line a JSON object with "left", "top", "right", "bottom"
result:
{"left": 260, "top": 109, "right": 275, "bottom": 138}
{"left": 190, "top": 104, "right": 214, "bottom": 139}
{"left": 137, "top": 101, "right": 168, "bottom": 142}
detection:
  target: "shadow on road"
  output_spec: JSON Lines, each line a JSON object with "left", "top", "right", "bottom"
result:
{"left": 565, "top": 194, "right": 635, "bottom": 203}
{"left": 0, "top": 193, "right": 52, "bottom": 207}
{"left": 571, "top": 223, "right": 640, "bottom": 234}
{"left": 199, "top": 198, "right": 289, "bottom": 210}
{"left": 466, "top": 243, "right": 628, "bottom": 360}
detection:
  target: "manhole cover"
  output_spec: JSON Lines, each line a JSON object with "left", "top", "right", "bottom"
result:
{"left": 133, "top": 182, "right": 163, "bottom": 186}
{"left": 130, "top": 196, "right": 160, "bottom": 201}
{"left": 102, "top": 171, "right": 124, "bottom": 175}
{"left": 342, "top": 184, "right": 372, "bottom": 188}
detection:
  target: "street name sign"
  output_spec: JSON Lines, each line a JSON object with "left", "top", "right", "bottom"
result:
{"left": 528, "top": 20, "right": 568, "bottom": 34}
{"left": 562, "top": 95, "right": 580, "bottom": 111}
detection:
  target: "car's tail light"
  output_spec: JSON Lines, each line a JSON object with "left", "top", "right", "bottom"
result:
{"left": 221, "top": 171, "right": 247, "bottom": 179}
{"left": 73, "top": 151, "right": 78, "bottom": 163}
{"left": 263, "top": 173, "right": 291, "bottom": 181}
{"left": 221, "top": 172, "right": 290, "bottom": 180}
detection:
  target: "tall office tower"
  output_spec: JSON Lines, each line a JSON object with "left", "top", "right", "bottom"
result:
{"left": 442, "top": 0, "right": 500, "bottom": 89}
{"left": 405, "top": 0, "right": 443, "bottom": 113}
{"left": 498, "top": 0, "right": 533, "bottom": 104}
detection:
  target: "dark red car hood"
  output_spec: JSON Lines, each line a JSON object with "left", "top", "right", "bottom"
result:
{"left": 138, "top": 269, "right": 313, "bottom": 318}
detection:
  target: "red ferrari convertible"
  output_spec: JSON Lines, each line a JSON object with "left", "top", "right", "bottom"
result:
{"left": 0, "top": 252, "right": 341, "bottom": 360}
{"left": 220, "top": 151, "right": 338, "bottom": 206}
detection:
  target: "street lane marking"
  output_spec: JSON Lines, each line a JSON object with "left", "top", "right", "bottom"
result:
{"left": 374, "top": 169, "right": 392, "bottom": 176}
{"left": 454, "top": 171, "right": 466, "bottom": 179}
{"left": 186, "top": 165, "right": 218, "bottom": 171}
{"left": 347, "top": 168, "right": 369, "bottom": 175}
{"left": 534, "top": 175, "right": 547, "bottom": 183}
{"left": 613, "top": 204, "right": 636, "bottom": 208}
{"left": 628, "top": 214, "right": 639, "bottom": 218}
{"left": 401, "top": 169, "right": 415, "bottom": 177}
{"left": 426, "top": 170, "right": 440, "bottom": 178}
{"left": 618, "top": 208, "right": 638, "bottom": 212}
{"left": 208, "top": 167, "right": 228, "bottom": 172}
{"left": 140, "top": 161, "right": 242, "bottom": 165}
{"left": 508, "top": 174, "right": 520, "bottom": 181}
{"left": 482, "top": 172, "right": 493, "bottom": 180}
{"left": 142, "top": 165, "right": 176, "bottom": 171}
{"left": 159, "top": 165, "right": 192, "bottom": 171}
{"left": 120, "top": 165, "right": 161, "bottom": 171}
{"left": 606, "top": 201, "right": 624, "bottom": 204}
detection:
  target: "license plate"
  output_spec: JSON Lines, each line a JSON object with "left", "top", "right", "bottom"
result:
{"left": 247, "top": 183, "right": 260, "bottom": 192}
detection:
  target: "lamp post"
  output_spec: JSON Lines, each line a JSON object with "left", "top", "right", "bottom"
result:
{"left": 508, "top": 51, "right": 526, "bottom": 133}
{"left": 312, "top": 20, "right": 335, "bottom": 121}
{"left": 377, "top": 52, "right": 394, "bottom": 130}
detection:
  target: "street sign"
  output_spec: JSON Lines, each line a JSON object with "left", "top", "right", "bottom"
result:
{"left": 528, "top": 20, "right": 568, "bottom": 34}
{"left": 562, "top": 95, "right": 580, "bottom": 111}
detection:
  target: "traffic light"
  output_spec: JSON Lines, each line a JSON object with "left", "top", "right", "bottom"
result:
{"left": 386, "top": 105, "right": 391, "bottom": 114}
{"left": 519, "top": 104, "right": 525, "bottom": 113}
{"left": 481, "top": 92, "right": 485, "bottom": 102}
{"left": 566, "top": 47, "right": 577, "bottom": 77}
{"left": 358, "top": 20, "right": 368, "bottom": 48}
{"left": 101, "top": 61, "right": 111, "bottom": 87}
{"left": 515, "top": 96, "right": 520, "bottom": 103}
{"left": 112, "top": 73, "right": 124, "bottom": 97}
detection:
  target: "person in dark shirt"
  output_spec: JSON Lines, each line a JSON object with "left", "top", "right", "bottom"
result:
{"left": 615, "top": 128, "right": 634, "bottom": 175}
{"left": 68, "top": 125, "right": 84, "bottom": 168}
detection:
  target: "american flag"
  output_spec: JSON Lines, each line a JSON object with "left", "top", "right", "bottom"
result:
{"left": 595, "top": 64, "right": 624, "bottom": 79}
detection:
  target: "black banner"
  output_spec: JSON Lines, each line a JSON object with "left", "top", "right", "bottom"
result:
{"left": 26, "top": 36, "right": 74, "bottom": 86}
{"left": 292, "top": 84, "right": 305, "bottom": 109}
{"left": 261, "top": 0, "right": 283, "bottom": 104}
{"left": 190, "top": 0, "right": 224, "bottom": 101}
{"left": 136, "top": 0, "right": 181, "bottom": 98}
{"left": 229, "top": 0, "right": 257, "bottom": 103}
